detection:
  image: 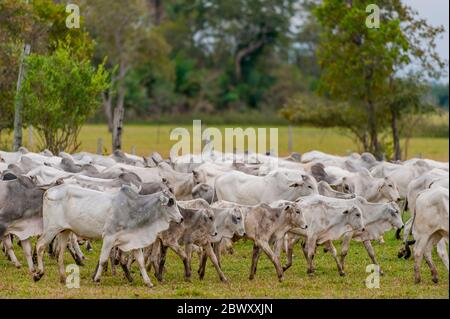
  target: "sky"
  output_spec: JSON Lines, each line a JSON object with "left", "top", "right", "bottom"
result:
{"left": 404, "top": 0, "right": 449, "bottom": 82}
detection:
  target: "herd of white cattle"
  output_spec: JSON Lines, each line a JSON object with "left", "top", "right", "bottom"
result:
{"left": 0, "top": 147, "right": 448, "bottom": 287}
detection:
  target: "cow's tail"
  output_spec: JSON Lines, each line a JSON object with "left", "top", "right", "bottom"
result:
{"left": 401, "top": 207, "right": 417, "bottom": 260}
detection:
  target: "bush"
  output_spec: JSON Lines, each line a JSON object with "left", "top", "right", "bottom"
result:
{"left": 20, "top": 44, "right": 109, "bottom": 153}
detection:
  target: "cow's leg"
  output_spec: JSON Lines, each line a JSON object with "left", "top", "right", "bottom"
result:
{"left": 257, "top": 240, "right": 284, "bottom": 282}
{"left": 56, "top": 231, "right": 71, "bottom": 284}
{"left": 198, "top": 250, "right": 208, "bottom": 280}
{"left": 126, "top": 253, "right": 134, "bottom": 272}
{"left": 283, "top": 236, "right": 300, "bottom": 272}
{"left": 21, "top": 238, "right": 35, "bottom": 273}
{"left": 340, "top": 234, "right": 352, "bottom": 271}
{"left": 119, "top": 251, "right": 133, "bottom": 282}
{"left": 34, "top": 229, "right": 63, "bottom": 281}
{"left": 3, "top": 235, "right": 21, "bottom": 268}
{"left": 363, "top": 240, "right": 383, "bottom": 275}
{"left": 424, "top": 239, "right": 439, "bottom": 283}
{"left": 133, "top": 249, "right": 153, "bottom": 288}
{"left": 213, "top": 241, "right": 222, "bottom": 269}
{"left": 184, "top": 243, "right": 194, "bottom": 280}
{"left": 156, "top": 244, "right": 168, "bottom": 282}
{"left": 204, "top": 242, "right": 227, "bottom": 282}
{"left": 305, "top": 237, "right": 317, "bottom": 275}
{"left": 164, "top": 243, "right": 189, "bottom": 281}
{"left": 67, "top": 234, "right": 84, "bottom": 267}
{"left": 249, "top": 244, "right": 261, "bottom": 280}
{"left": 436, "top": 239, "right": 449, "bottom": 271}
{"left": 325, "top": 241, "right": 345, "bottom": 276}
{"left": 86, "top": 240, "right": 93, "bottom": 253}
{"left": 109, "top": 249, "right": 115, "bottom": 276}
{"left": 413, "top": 237, "right": 427, "bottom": 284}
{"left": 93, "top": 235, "right": 115, "bottom": 283}
{"left": 70, "top": 233, "right": 85, "bottom": 264}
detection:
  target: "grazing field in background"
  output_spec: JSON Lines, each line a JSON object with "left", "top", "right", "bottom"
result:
{"left": 0, "top": 227, "right": 448, "bottom": 298}
{"left": 76, "top": 125, "right": 449, "bottom": 161}
{"left": 8, "top": 124, "right": 446, "bottom": 161}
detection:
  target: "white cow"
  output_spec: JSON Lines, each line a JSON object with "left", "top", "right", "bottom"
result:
{"left": 33, "top": 185, "right": 182, "bottom": 287}
{"left": 410, "top": 187, "right": 449, "bottom": 283}
{"left": 215, "top": 170, "right": 318, "bottom": 205}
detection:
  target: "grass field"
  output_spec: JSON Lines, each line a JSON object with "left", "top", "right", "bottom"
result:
{"left": 0, "top": 124, "right": 448, "bottom": 298}
{"left": 9, "top": 124, "right": 449, "bottom": 161}
{"left": 0, "top": 227, "right": 448, "bottom": 298}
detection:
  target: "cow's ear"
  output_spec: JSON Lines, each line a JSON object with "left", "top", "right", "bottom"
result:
{"left": 192, "top": 170, "right": 199, "bottom": 177}
{"left": 17, "top": 176, "right": 35, "bottom": 188}
{"left": 301, "top": 175, "right": 308, "bottom": 181}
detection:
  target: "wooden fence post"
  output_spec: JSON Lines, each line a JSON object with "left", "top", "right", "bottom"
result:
{"left": 97, "top": 138, "right": 103, "bottom": 155}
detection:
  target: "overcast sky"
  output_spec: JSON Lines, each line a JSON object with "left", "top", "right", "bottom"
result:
{"left": 404, "top": 0, "right": 449, "bottom": 82}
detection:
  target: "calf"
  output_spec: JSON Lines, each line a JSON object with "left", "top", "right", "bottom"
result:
{"left": 150, "top": 205, "right": 227, "bottom": 282}
{"left": 244, "top": 202, "right": 307, "bottom": 282}
{"left": 283, "top": 198, "right": 365, "bottom": 276}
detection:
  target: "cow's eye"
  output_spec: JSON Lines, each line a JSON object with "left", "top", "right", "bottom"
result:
{"left": 388, "top": 184, "right": 392, "bottom": 188}
{"left": 296, "top": 210, "right": 300, "bottom": 214}
{"left": 167, "top": 198, "right": 174, "bottom": 207}
{"left": 209, "top": 216, "right": 213, "bottom": 221}
{"left": 356, "top": 213, "right": 361, "bottom": 217}
{"left": 308, "top": 185, "right": 313, "bottom": 189}
{"left": 237, "top": 217, "right": 241, "bottom": 221}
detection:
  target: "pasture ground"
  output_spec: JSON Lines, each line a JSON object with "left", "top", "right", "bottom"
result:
{"left": 0, "top": 124, "right": 448, "bottom": 298}
{"left": 0, "top": 227, "right": 448, "bottom": 298}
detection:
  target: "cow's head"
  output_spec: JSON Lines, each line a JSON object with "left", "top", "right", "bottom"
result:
{"left": 159, "top": 190, "right": 183, "bottom": 224}
{"left": 282, "top": 203, "right": 307, "bottom": 230}
{"left": 289, "top": 174, "right": 318, "bottom": 197}
{"left": 201, "top": 208, "right": 217, "bottom": 238}
{"left": 192, "top": 183, "right": 215, "bottom": 204}
{"left": 229, "top": 207, "right": 246, "bottom": 237}
{"left": 378, "top": 177, "right": 401, "bottom": 202}
{"left": 384, "top": 201, "right": 404, "bottom": 229}
{"left": 343, "top": 206, "right": 365, "bottom": 232}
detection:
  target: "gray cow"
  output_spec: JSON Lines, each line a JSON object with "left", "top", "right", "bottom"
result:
{"left": 149, "top": 205, "right": 227, "bottom": 283}
{"left": 0, "top": 176, "right": 48, "bottom": 272}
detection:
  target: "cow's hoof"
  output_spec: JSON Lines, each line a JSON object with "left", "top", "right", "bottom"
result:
{"left": 278, "top": 276, "right": 284, "bottom": 282}
{"left": 145, "top": 283, "right": 154, "bottom": 288}
{"left": 432, "top": 277, "right": 439, "bottom": 284}
{"left": 249, "top": 275, "right": 255, "bottom": 281}
{"left": 415, "top": 278, "right": 421, "bottom": 284}
{"left": 33, "top": 272, "right": 43, "bottom": 282}
{"left": 379, "top": 270, "right": 384, "bottom": 276}
{"left": 14, "top": 263, "right": 22, "bottom": 269}
{"left": 220, "top": 277, "right": 228, "bottom": 283}
{"left": 339, "top": 272, "right": 346, "bottom": 277}
{"left": 59, "top": 277, "right": 67, "bottom": 284}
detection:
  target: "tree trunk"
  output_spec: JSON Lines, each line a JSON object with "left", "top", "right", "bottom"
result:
{"left": 102, "top": 91, "right": 113, "bottom": 132}
{"left": 390, "top": 106, "right": 401, "bottom": 161}
{"left": 366, "top": 98, "right": 382, "bottom": 160}
{"left": 112, "top": 65, "right": 127, "bottom": 151}
{"left": 234, "top": 39, "right": 264, "bottom": 80}
{"left": 152, "top": 0, "right": 163, "bottom": 25}
{"left": 13, "top": 43, "right": 31, "bottom": 151}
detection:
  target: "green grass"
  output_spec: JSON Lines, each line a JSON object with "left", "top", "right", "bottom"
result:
{"left": 0, "top": 227, "right": 448, "bottom": 298}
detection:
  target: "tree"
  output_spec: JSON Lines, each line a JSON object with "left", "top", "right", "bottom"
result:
{"left": 19, "top": 45, "right": 109, "bottom": 153}
{"left": 0, "top": 0, "right": 93, "bottom": 149}
{"left": 81, "top": 0, "right": 171, "bottom": 151}
{"left": 312, "top": 0, "right": 445, "bottom": 159}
